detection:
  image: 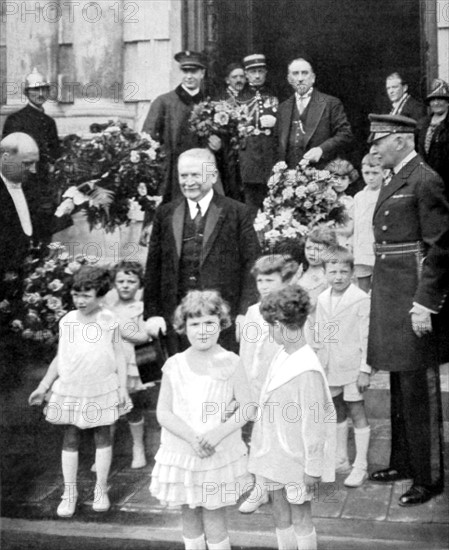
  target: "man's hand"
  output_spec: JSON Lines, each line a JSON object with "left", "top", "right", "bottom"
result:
{"left": 303, "top": 147, "right": 323, "bottom": 164}
{"left": 235, "top": 314, "right": 245, "bottom": 343}
{"left": 410, "top": 309, "right": 432, "bottom": 337}
{"left": 356, "top": 372, "right": 371, "bottom": 393}
{"left": 260, "top": 114, "right": 277, "bottom": 129}
{"left": 208, "top": 135, "right": 222, "bottom": 151}
{"left": 145, "top": 316, "right": 167, "bottom": 337}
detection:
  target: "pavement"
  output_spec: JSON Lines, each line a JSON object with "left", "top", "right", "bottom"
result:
{"left": 1, "top": 343, "right": 448, "bottom": 550}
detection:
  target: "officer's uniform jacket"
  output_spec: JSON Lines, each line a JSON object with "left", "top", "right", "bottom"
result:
{"left": 367, "top": 154, "right": 449, "bottom": 371}
{"left": 238, "top": 85, "right": 278, "bottom": 185}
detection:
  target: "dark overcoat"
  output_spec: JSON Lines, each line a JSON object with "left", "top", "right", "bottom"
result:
{"left": 275, "top": 89, "right": 353, "bottom": 169}
{"left": 142, "top": 86, "right": 204, "bottom": 203}
{"left": 415, "top": 113, "right": 449, "bottom": 193}
{"left": 367, "top": 155, "right": 449, "bottom": 371}
{"left": 143, "top": 192, "right": 260, "bottom": 323}
{"left": 396, "top": 95, "right": 427, "bottom": 121}
{"left": 238, "top": 85, "right": 278, "bottom": 184}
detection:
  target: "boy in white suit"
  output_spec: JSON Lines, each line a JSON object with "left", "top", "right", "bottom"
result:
{"left": 315, "top": 245, "right": 371, "bottom": 487}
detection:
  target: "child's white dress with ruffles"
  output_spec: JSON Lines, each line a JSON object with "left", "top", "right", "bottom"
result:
{"left": 45, "top": 308, "right": 130, "bottom": 429}
{"left": 150, "top": 349, "right": 252, "bottom": 510}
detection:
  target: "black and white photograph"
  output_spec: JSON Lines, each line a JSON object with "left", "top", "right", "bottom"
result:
{"left": 1, "top": 1, "right": 448, "bottom": 548}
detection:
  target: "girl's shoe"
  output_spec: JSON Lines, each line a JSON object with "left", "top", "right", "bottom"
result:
{"left": 238, "top": 488, "right": 269, "bottom": 514}
{"left": 131, "top": 446, "right": 147, "bottom": 469}
{"left": 57, "top": 491, "right": 78, "bottom": 518}
{"left": 335, "top": 459, "right": 352, "bottom": 474}
{"left": 344, "top": 467, "right": 368, "bottom": 487}
{"left": 93, "top": 490, "right": 110, "bottom": 512}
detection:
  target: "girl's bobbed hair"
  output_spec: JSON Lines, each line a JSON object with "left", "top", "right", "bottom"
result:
{"left": 71, "top": 265, "right": 111, "bottom": 297}
{"left": 173, "top": 290, "right": 231, "bottom": 335}
{"left": 111, "top": 260, "right": 144, "bottom": 286}
{"left": 260, "top": 285, "right": 310, "bottom": 328}
{"left": 325, "top": 158, "right": 359, "bottom": 183}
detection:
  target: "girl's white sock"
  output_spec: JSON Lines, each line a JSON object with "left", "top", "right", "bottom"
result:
{"left": 207, "top": 537, "right": 231, "bottom": 550}
{"left": 95, "top": 445, "right": 112, "bottom": 493}
{"left": 353, "top": 426, "right": 371, "bottom": 471}
{"left": 336, "top": 419, "right": 349, "bottom": 466}
{"left": 183, "top": 534, "right": 206, "bottom": 550}
{"left": 61, "top": 450, "right": 78, "bottom": 497}
{"left": 294, "top": 527, "right": 317, "bottom": 550}
{"left": 276, "top": 525, "right": 297, "bottom": 549}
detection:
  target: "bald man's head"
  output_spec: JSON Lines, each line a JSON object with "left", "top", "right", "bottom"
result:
{"left": 0, "top": 132, "right": 39, "bottom": 183}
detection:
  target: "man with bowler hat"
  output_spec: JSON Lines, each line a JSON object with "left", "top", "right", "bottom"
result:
{"left": 238, "top": 54, "right": 278, "bottom": 219}
{"left": 142, "top": 51, "right": 221, "bottom": 204}
{"left": 2, "top": 68, "right": 61, "bottom": 244}
{"left": 367, "top": 113, "right": 449, "bottom": 506}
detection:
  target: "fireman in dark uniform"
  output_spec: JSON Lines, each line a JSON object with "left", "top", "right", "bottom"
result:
{"left": 238, "top": 54, "right": 278, "bottom": 219}
{"left": 2, "top": 68, "right": 61, "bottom": 245}
{"left": 367, "top": 114, "right": 449, "bottom": 506}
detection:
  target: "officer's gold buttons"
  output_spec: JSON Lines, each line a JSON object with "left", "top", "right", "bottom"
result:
{"left": 382, "top": 225, "right": 387, "bottom": 231}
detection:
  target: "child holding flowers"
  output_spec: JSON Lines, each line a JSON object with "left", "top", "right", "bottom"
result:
{"left": 29, "top": 265, "right": 131, "bottom": 517}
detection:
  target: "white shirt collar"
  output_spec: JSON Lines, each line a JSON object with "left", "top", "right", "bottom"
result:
{"left": 2, "top": 174, "right": 22, "bottom": 189}
{"left": 393, "top": 150, "right": 417, "bottom": 174}
{"left": 181, "top": 85, "right": 200, "bottom": 97}
{"left": 187, "top": 189, "right": 214, "bottom": 219}
{"left": 27, "top": 100, "right": 45, "bottom": 112}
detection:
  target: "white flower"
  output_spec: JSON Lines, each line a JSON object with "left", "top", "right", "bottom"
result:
{"left": 65, "top": 261, "right": 82, "bottom": 275}
{"left": 282, "top": 187, "right": 295, "bottom": 200}
{"left": 130, "top": 150, "right": 140, "bottom": 163}
{"left": 23, "top": 293, "right": 42, "bottom": 305}
{"left": 43, "top": 260, "right": 57, "bottom": 272}
{"left": 0, "top": 300, "right": 11, "bottom": 313}
{"left": 55, "top": 198, "right": 75, "bottom": 218}
{"left": 281, "top": 227, "right": 300, "bottom": 238}
{"left": 46, "top": 296, "right": 63, "bottom": 311}
{"left": 11, "top": 319, "right": 24, "bottom": 332}
{"left": 306, "top": 182, "right": 319, "bottom": 193}
{"left": 48, "top": 279, "right": 64, "bottom": 292}
{"left": 103, "top": 125, "right": 121, "bottom": 134}
{"left": 315, "top": 169, "right": 331, "bottom": 181}
{"left": 47, "top": 242, "right": 65, "bottom": 250}
{"left": 144, "top": 148, "right": 157, "bottom": 160}
{"left": 272, "top": 161, "right": 288, "bottom": 173}
{"left": 264, "top": 229, "right": 281, "bottom": 242}
{"left": 303, "top": 200, "right": 313, "bottom": 209}
{"left": 295, "top": 186, "right": 307, "bottom": 198}
{"left": 214, "top": 112, "right": 230, "bottom": 126}
{"left": 253, "top": 212, "right": 269, "bottom": 231}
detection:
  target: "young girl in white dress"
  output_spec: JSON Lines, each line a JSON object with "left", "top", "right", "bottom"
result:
{"left": 291, "top": 225, "right": 337, "bottom": 344}
{"left": 151, "top": 290, "right": 254, "bottom": 550}
{"left": 248, "top": 286, "right": 336, "bottom": 550}
{"left": 29, "top": 265, "right": 131, "bottom": 517}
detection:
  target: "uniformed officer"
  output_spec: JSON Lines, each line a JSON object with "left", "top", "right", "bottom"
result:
{"left": 367, "top": 114, "right": 449, "bottom": 506}
{"left": 238, "top": 54, "right": 278, "bottom": 219}
{"left": 2, "top": 68, "right": 61, "bottom": 244}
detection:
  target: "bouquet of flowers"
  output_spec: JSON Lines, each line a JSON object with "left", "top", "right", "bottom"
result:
{"left": 7, "top": 243, "right": 93, "bottom": 346}
{"left": 53, "top": 121, "right": 164, "bottom": 232}
{"left": 189, "top": 99, "right": 253, "bottom": 150}
{"left": 254, "top": 160, "right": 346, "bottom": 249}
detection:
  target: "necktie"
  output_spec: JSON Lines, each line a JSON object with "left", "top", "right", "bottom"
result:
{"left": 297, "top": 96, "right": 306, "bottom": 115}
{"left": 193, "top": 203, "right": 202, "bottom": 230}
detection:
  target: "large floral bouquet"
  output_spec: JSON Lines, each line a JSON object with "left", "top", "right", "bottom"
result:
{"left": 7, "top": 243, "right": 93, "bottom": 346}
{"left": 254, "top": 161, "right": 345, "bottom": 248}
{"left": 189, "top": 99, "right": 253, "bottom": 150}
{"left": 53, "top": 121, "right": 164, "bottom": 232}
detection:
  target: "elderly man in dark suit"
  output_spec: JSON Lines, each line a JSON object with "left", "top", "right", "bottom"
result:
{"left": 2, "top": 68, "right": 61, "bottom": 244}
{"left": 275, "top": 57, "right": 353, "bottom": 169}
{"left": 367, "top": 114, "right": 449, "bottom": 506}
{"left": 144, "top": 148, "right": 260, "bottom": 354}
{"left": 385, "top": 72, "right": 427, "bottom": 121}
{"left": 0, "top": 132, "right": 40, "bottom": 298}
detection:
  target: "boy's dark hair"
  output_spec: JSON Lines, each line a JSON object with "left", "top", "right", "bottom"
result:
{"left": 251, "top": 254, "right": 299, "bottom": 282}
{"left": 111, "top": 260, "right": 144, "bottom": 286}
{"left": 260, "top": 285, "right": 310, "bottom": 329}
{"left": 324, "top": 245, "right": 355, "bottom": 270}
{"left": 71, "top": 265, "right": 111, "bottom": 297}
{"left": 173, "top": 290, "right": 231, "bottom": 335}
{"left": 361, "top": 153, "right": 382, "bottom": 168}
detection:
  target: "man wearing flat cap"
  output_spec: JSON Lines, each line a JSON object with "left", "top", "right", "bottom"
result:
{"left": 142, "top": 51, "right": 221, "bottom": 204}
{"left": 2, "top": 68, "right": 61, "bottom": 244}
{"left": 275, "top": 57, "right": 353, "bottom": 169}
{"left": 367, "top": 113, "right": 449, "bottom": 506}
{"left": 238, "top": 54, "right": 278, "bottom": 219}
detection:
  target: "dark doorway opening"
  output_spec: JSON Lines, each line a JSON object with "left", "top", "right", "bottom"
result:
{"left": 215, "top": 0, "right": 424, "bottom": 165}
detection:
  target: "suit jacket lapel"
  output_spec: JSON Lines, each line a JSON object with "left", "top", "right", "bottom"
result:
{"left": 171, "top": 199, "right": 185, "bottom": 259}
{"left": 201, "top": 194, "right": 224, "bottom": 265}
{"left": 280, "top": 96, "right": 296, "bottom": 151}
{"left": 374, "top": 155, "right": 420, "bottom": 216}
{"left": 304, "top": 90, "right": 326, "bottom": 149}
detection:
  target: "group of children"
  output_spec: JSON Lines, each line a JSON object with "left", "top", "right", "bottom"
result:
{"left": 28, "top": 157, "right": 387, "bottom": 549}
